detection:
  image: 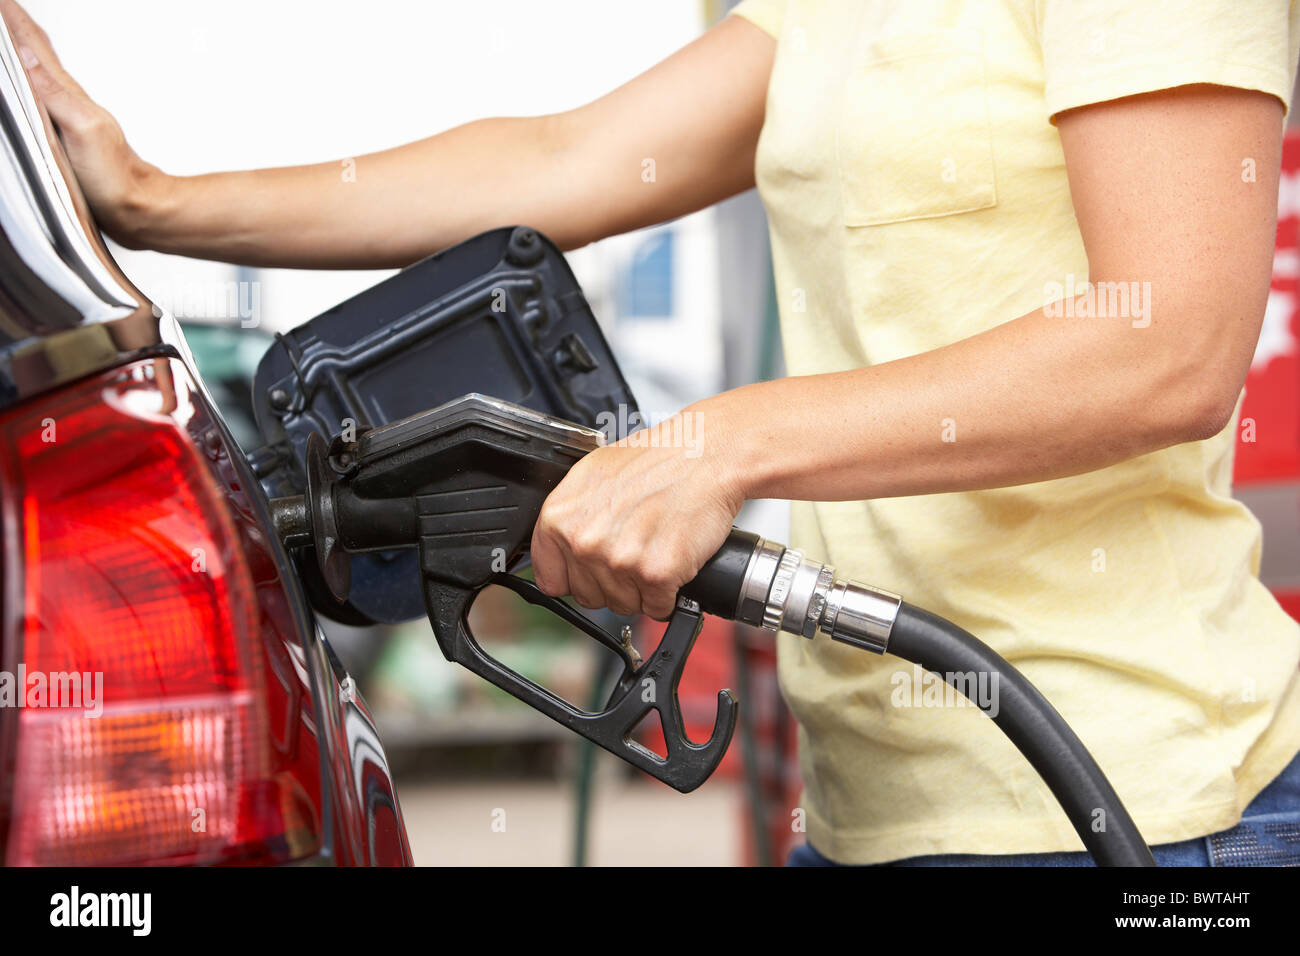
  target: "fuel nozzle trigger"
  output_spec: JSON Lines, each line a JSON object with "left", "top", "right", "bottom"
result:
{"left": 426, "top": 577, "right": 736, "bottom": 793}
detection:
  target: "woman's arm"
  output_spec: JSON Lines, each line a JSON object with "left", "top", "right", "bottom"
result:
{"left": 1, "top": 1, "right": 775, "bottom": 266}
{"left": 532, "top": 83, "right": 1283, "bottom": 619}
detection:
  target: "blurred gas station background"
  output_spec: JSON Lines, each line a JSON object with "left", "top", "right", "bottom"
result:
{"left": 23, "top": 0, "right": 1300, "bottom": 865}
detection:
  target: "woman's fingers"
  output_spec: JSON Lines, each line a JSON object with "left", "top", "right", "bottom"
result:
{"left": 578, "top": 556, "right": 646, "bottom": 619}
{"left": 17, "top": 43, "right": 94, "bottom": 130}
{"left": 1, "top": 0, "right": 56, "bottom": 61}
{"left": 5, "top": 5, "right": 104, "bottom": 138}
{"left": 529, "top": 412, "right": 745, "bottom": 621}
{"left": 2, "top": 1, "right": 84, "bottom": 103}
{"left": 1, "top": 1, "right": 160, "bottom": 244}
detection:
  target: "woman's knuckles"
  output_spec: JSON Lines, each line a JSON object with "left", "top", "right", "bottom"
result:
{"left": 78, "top": 106, "right": 116, "bottom": 138}
{"left": 566, "top": 528, "right": 608, "bottom": 562}
{"left": 637, "top": 557, "right": 683, "bottom": 594}
{"left": 605, "top": 546, "right": 643, "bottom": 576}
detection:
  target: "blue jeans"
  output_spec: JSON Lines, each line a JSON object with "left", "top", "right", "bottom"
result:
{"left": 788, "top": 750, "right": 1300, "bottom": 867}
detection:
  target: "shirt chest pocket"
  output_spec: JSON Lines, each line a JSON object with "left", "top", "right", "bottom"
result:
{"left": 836, "top": 29, "right": 997, "bottom": 227}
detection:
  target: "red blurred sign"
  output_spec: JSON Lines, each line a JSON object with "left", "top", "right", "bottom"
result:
{"left": 1236, "top": 132, "right": 1300, "bottom": 484}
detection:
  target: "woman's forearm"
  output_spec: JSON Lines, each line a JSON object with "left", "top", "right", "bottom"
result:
{"left": 9, "top": 4, "right": 773, "bottom": 269}
{"left": 131, "top": 115, "right": 589, "bottom": 269}
{"left": 707, "top": 85, "right": 1279, "bottom": 508}
{"left": 117, "top": 16, "right": 775, "bottom": 269}
{"left": 710, "top": 290, "right": 1250, "bottom": 505}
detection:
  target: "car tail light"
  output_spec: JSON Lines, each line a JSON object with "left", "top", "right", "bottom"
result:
{"left": 0, "top": 360, "right": 319, "bottom": 865}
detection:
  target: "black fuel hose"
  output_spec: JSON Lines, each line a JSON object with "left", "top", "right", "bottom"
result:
{"left": 888, "top": 602, "right": 1156, "bottom": 867}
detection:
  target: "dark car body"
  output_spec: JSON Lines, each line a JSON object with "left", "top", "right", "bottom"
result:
{"left": 0, "top": 16, "right": 410, "bottom": 866}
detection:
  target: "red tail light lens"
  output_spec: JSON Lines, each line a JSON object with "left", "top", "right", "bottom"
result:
{"left": 1, "top": 360, "right": 318, "bottom": 865}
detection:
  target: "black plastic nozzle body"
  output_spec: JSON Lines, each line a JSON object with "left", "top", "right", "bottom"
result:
{"left": 679, "top": 528, "right": 761, "bottom": 620}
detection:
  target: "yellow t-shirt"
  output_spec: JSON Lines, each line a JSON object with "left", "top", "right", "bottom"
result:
{"left": 731, "top": 0, "right": 1300, "bottom": 863}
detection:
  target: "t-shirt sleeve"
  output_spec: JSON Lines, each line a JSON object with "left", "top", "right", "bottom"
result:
{"left": 728, "top": 0, "right": 786, "bottom": 38}
{"left": 1038, "top": 0, "right": 1299, "bottom": 121}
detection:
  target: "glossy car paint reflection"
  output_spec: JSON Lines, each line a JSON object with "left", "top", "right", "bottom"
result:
{"left": 0, "top": 13, "right": 410, "bottom": 865}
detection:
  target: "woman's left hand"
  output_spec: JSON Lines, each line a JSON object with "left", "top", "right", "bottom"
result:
{"left": 530, "top": 404, "right": 747, "bottom": 620}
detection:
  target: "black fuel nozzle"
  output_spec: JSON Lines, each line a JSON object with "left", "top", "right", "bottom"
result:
{"left": 268, "top": 393, "right": 909, "bottom": 792}
{"left": 269, "top": 394, "right": 738, "bottom": 791}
